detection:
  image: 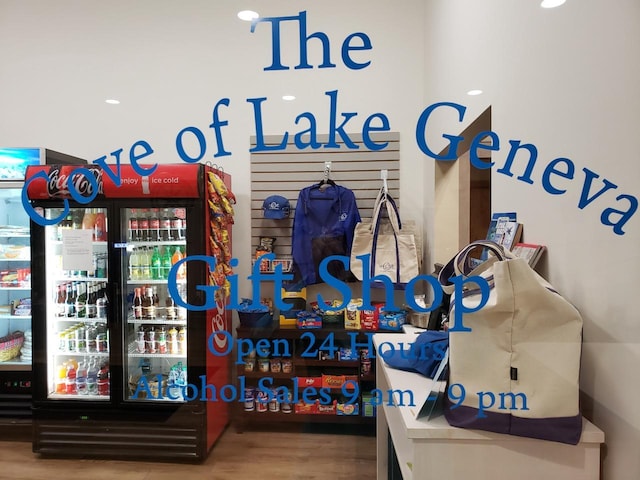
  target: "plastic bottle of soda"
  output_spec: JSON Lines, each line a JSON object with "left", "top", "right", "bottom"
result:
{"left": 139, "top": 209, "right": 150, "bottom": 241}
{"left": 129, "top": 209, "right": 139, "bottom": 241}
{"left": 97, "top": 362, "right": 110, "bottom": 396}
{"left": 94, "top": 209, "right": 107, "bottom": 242}
{"left": 76, "top": 360, "right": 88, "bottom": 395}
{"left": 66, "top": 361, "right": 77, "bottom": 395}
{"left": 86, "top": 358, "right": 98, "bottom": 396}
{"left": 151, "top": 246, "right": 161, "bottom": 280}
{"left": 149, "top": 209, "right": 160, "bottom": 242}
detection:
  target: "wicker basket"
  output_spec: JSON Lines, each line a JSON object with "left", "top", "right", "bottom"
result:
{"left": 128, "top": 374, "right": 168, "bottom": 399}
{"left": 0, "top": 331, "right": 24, "bottom": 362}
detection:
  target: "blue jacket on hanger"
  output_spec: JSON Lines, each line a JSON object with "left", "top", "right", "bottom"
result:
{"left": 291, "top": 182, "right": 361, "bottom": 286}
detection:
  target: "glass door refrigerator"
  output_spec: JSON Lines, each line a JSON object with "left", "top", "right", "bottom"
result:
{"left": 27, "top": 163, "right": 234, "bottom": 461}
{"left": 0, "top": 148, "right": 85, "bottom": 425}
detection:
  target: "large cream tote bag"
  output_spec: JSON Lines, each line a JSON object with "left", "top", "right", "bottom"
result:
{"left": 438, "top": 240, "right": 583, "bottom": 444}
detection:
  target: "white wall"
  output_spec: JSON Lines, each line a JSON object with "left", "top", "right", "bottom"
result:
{"left": 423, "top": 1, "right": 640, "bottom": 479}
{"left": 1, "top": 0, "right": 638, "bottom": 478}
{"left": 0, "top": 0, "right": 426, "bottom": 286}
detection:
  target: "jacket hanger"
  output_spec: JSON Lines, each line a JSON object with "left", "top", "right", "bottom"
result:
{"left": 317, "top": 161, "right": 336, "bottom": 191}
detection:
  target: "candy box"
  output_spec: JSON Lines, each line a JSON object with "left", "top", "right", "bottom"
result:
{"left": 294, "top": 401, "right": 317, "bottom": 414}
{"left": 379, "top": 310, "right": 407, "bottom": 331}
{"left": 316, "top": 400, "right": 337, "bottom": 415}
{"left": 337, "top": 402, "right": 360, "bottom": 416}
{"left": 360, "top": 302, "right": 384, "bottom": 331}
{"left": 296, "top": 311, "right": 322, "bottom": 329}
{"left": 296, "top": 376, "right": 322, "bottom": 388}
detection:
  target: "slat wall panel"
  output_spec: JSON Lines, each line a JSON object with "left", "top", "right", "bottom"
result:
{"left": 250, "top": 133, "right": 400, "bottom": 258}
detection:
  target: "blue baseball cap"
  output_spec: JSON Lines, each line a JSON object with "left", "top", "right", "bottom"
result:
{"left": 262, "top": 195, "right": 290, "bottom": 219}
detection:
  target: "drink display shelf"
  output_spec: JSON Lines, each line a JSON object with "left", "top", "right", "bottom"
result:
{"left": 47, "top": 393, "right": 109, "bottom": 401}
{"left": 52, "top": 350, "right": 109, "bottom": 358}
{"left": 127, "top": 317, "right": 187, "bottom": 326}
{"left": 127, "top": 279, "right": 185, "bottom": 285}
{"left": 126, "top": 341, "right": 187, "bottom": 358}
{"left": 50, "top": 316, "right": 108, "bottom": 322}
{"left": 0, "top": 314, "right": 31, "bottom": 320}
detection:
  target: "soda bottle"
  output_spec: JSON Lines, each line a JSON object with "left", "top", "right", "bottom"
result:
{"left": 86, "top": 358, "right": 98, "bottom": 395}
{"left": 75, "top": 282, "right": 86, "bottom": 318}
{"left": 76, "top": 360, "right": 88, "bottom": 395}
{"left": 170, "top": 209, "right": 182, "bottom": 240}
{"left": 157, "top": 326, "right": 167, "bottom": 354}
{"left": 94, "top": 209, "right": 107, "bottom": 241}
{"left": 149, "top": 208, "right": 160, "bottom": 242}
{"left": 140, "top": 247, "right": 151, "bottom": 280}
{"left": 56, "top": 284, "right": 66, "bottom": 317}
{"left": 129, "top": 209, "right": 139, "bottom": 241}
{"left": 96, "top": 282, "right": 109, "bottom": 318}
{"left": 56, "top": 362, "right": 67, "bottom": 394}
{"left": 151, "top": 246, "right": 161, "bottom": 280}
{"left": 97, "top": 362, "right": 109, "bottom": 396}
{"left": 161, "top": 208, "right": 171, "bottom": 241}
{"left": 82, "top": 208, "right": 97, "bottom": 239}
{"left": 165, "top": 292, "right": 177, "bottom": 321}
{"left": 142, "top": 287, "right": 155, "bottom": 320}
{"left": 66, "top": 361, "right": 77, "bottom": 395}
{"left": 133, "top": 287, "right": 143, "bottom": 320}
{"left": 177, "top": 247, "right": 186, "bottom": 280}
{"left": 139, "top": 209, "right": 150, "bottom": 241}
{"left": 66, "top": 282, "right": 76, "bottom": 317}
{"left": 161, "top": 246, "right": 172, "bottom": 280}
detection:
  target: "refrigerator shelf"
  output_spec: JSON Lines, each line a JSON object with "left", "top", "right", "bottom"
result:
{"left": 0, "top": 315, "right": 31, "bottom": 320}
{"left": 49, "top": 240, "right": 108, "bottom": 247}
{"left": 126, "top": 279, "right": 187, "bottom": 285}
{"left": 0, "top": 361, "right": 31, "bottom": 371}
{"left": 51, "top": 317, "right": 108, "bottom": 322}
{"left": 52, "top": 350, "right": 109, "bottom": 358}
{"left": 125, "top": 241, "right": 187, "bottom": 247}
{"left": 127, "top": 318, "right": 187, "bottom": 326}
{"left": 0, "top": 286, "right": 30, "bottom": 291}
{"left": 0, "top": 257, "right": 30, "bottom": 262}
{"left": 47, "top": 393, "right": 109, "bottom": 401}
{"left": 127, "top": 341, "right": 186, "bottom": 358}
{"left": 53, "top": 277, "right": 109, "bottom": 282}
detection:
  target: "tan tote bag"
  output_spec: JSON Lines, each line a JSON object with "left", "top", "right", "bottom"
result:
{"left": 438, "top": 240, "right": 583, "bottom": 444}
{"left": 350, "top": 190, "right": 420, "bottom": 286}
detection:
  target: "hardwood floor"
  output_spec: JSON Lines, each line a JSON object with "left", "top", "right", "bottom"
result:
{"left": 0, "top": 424, "right": 377, "bottom": 480}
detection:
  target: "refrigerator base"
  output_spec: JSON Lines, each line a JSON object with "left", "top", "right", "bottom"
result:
{"left": 32, "top": 407, "right": 221, "bottom": 463}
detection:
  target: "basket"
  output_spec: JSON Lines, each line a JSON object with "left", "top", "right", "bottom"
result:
{"left": 238, "top": 311, "right": 273, "bottom": 328}
{"left": 0, "top": 331, "right": 24, "bottom": 362}
{"left": 128, "top": 374, "right": 168, "bottom": 400}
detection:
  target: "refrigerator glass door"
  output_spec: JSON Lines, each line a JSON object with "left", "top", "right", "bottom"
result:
{"left": 43, "top": 207, "right": 110, "bottom": 400}
{"left": 121, "top": 207, "right": 187, "bottom": 403}
{"left": 0, "top": 187, "right": 32, "bottom": 372}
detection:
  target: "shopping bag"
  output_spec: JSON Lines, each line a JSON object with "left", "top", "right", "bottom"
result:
{"left": 438, "top": 240, "right": 583, "bottom": 444}
{"left": 350, "top": 190, "right": 420, "bottom": 286}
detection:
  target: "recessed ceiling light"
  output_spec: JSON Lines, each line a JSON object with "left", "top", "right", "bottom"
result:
{"left": 541, "top": 0, "right": 566, "bottom": 8}
{"left": 467, "top": 89, "right": 483, "bottom": 96}
{"left": 105, "top": 99, "right": 120, "bottom": 105}
{"left": 238, "top": 10, "right": 259, "bottom": 21}
{"left": 282, "top": 95, "right": 296, "bottom": 101}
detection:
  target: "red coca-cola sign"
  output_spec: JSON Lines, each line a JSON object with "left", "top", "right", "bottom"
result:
{"left": 209, "top": 293, "right": 228, "bottom": 355}
{"left": 26, "top": 165, "right": 104, "bottom": 200}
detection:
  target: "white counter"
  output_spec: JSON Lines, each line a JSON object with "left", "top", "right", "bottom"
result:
{"left": 374, "top": 333, "right": 605, "bottom": 480}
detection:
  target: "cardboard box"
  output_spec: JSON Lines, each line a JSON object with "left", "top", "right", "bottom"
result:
{"left": 294, "top": 401, "right": 317, "bottom": 414}
{"left": 296, "top": 376, "right": 323, "bottom": 388}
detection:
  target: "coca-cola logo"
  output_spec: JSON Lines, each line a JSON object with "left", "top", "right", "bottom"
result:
{"left": 209, "top": 293, "right": 228, "bottom": 354}
{"left": 47, "top": 166, "right": 103, "bottom": 199}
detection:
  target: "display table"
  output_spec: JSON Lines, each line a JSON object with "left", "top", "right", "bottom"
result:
{"left": 374, "top": 333, "right": 605, "bottom": 480}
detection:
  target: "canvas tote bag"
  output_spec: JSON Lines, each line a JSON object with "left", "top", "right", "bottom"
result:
{"left": 350, "top": 190, "right": 421, "bottom": 286}
{"left": 438, "top": 240, "right": 583, "bottom": 444}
